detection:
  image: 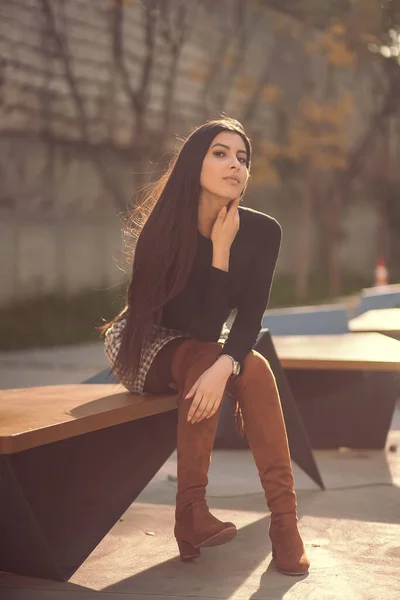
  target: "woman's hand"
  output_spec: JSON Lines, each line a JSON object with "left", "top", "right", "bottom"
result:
{"left": 185, "top": 357, "right": 233, "bottom": 423}
{"left": 211, "top": 197, "right": 240, "bottom": 251}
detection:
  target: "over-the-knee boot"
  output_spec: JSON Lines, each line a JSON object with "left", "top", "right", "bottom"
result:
{"left": 171, "top": 340, "right": 237, "bottom": 561}
{"left": 229, "top": 351, "right": 310, "bottom": 576}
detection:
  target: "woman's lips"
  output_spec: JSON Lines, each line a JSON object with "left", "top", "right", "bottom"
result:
{"left": 224, "top": 177, "right": 240, "bottom": 184}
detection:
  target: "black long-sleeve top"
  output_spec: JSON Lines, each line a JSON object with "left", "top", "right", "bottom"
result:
{"left": 161, "top": 206, "right": 282, "bottom": 372}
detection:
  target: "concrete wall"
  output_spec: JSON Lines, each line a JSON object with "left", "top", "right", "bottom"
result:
{"left": 0, "top": 0, "right": 390, "bottom": 306}
{"left": 0, "top": 210, "right": 125, "bottom": 304}
{"left": 0, "top": 133, "right": 130, "bottom": 304}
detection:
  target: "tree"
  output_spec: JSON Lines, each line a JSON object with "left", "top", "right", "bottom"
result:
{"left": 323, "top": 0, "right": 400, "bottom": 293}
{"left": 277, "top": 93, "right": 354, "bottom": 300}
{"left": 261, "top": 0, "right": 400, "bottom": 296}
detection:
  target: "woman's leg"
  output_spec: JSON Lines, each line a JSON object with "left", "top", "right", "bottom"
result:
{"left": 143, "top": 337, "right": 186, "bottom": 395}
{"left": 170, "top": 339, "right": 237, "bottom": 560}
{"left": 227, "top": 350, "right": 310, "bottom": 576}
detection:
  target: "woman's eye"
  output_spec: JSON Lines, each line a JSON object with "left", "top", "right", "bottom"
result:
{"left": 213, "top": 151, "right": 246, "bottom": 165}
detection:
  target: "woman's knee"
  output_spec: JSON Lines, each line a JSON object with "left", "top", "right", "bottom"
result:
{"left": 240, "top": 350, "right": 276, "bottom": 387}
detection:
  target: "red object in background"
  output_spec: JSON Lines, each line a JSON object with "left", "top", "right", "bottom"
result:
{"left": 374, "top": 256, "right": 389, "bottom": 287}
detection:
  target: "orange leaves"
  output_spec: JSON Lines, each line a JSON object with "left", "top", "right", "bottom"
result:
{"left": 283, "top": 94, "right": 354, "bottom": 172}
{"left": 222, "top": 52, "right": 236, "bottom": 68}
{"left": 300, "top": 94, "right": 354, "bottom": 125}
{"left": 186, "top": 65, "right": 207, "bottom": 82}
{"left": 313, "top": 153, "right": 347, "bottom": 170}
{"left": 323, "top": 23, "right": 357, "bottom": 66}
{"left": 251, "top": 141, "right": 282, "bottom": 186}
{"left": 236, "top": 74, "right": 257, "bottom": 95}
{"left": 274, "top": 15, "right": 298, "bottom": 37}
{"left": 306, "top": 23, "right": 357, "bottom": 67}
{"left": 251, "top": 90, "right": 354, "bottom": 186}
{"left": 262, "top": 84, "right": 283, "bottom": 103}
{"left": 329, "top": 23, "right": 346, "bottom": 36}
{"left": 325, "top": 41, "right": 357, "bottom": 67}
{"left": 251, "top": 159, "right": 281, "bottom": 186}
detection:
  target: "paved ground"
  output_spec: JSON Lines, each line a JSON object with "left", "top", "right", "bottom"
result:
{"left": 1, "top": 342, "right": 399, "bottom": 599}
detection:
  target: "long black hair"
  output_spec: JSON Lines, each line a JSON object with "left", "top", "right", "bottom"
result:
{"left": 99, "top": 116, "right": 252, "bottom": 386}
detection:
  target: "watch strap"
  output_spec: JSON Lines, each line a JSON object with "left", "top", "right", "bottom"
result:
{"left": 223, "top": 354, "right": 241, "bottom": 376}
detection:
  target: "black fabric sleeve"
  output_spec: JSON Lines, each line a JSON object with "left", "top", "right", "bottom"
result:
{"left": 217, "top": 219, "right": 282, "bottom": 372}
{"left": 161, "top": 265, "right": 231, "bottom": 341}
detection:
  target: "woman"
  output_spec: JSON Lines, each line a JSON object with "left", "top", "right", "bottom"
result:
{"left": 101, "top": 117, "right": 310, "bottom": 576}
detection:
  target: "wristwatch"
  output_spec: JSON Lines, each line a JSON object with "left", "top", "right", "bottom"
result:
{"left": 224, "top": 354, "right": 241, "bottom": 377}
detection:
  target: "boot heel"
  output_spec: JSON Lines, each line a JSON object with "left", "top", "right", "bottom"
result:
{"left": 176, "top": 539, "right": 201, "bottom": 561}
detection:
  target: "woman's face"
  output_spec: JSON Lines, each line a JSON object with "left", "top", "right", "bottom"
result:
{"left": 200, "top": 131, "right": 250, "bottom": 202}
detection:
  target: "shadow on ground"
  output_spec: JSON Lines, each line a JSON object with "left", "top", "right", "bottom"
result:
{"left": 102, "top": 516, "right": 305, "bottom": 600}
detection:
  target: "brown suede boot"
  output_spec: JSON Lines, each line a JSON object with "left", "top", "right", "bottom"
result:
{"left": 171, "top": 340, "right": 237, "bottom": 561}
{"left": 228, "top": 351, "right": 310, "bottom": 576}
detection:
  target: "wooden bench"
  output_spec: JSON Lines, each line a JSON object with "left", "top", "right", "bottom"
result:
{"left": 0, "top": 384, "right": 179, "bottom": 581}
{"left": 0, "top": 353, "right": 325, "bottom": 582}
{"left": 270, "top": 332, "right": 400, "bottom": 450}
{"left": 348, "top": 308, "right": 400, "bottom": 340}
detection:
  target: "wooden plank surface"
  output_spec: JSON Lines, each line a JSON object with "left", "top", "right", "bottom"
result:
{"left": 348, "top": 308, "right": 400, "bottom": 334}
{"left": 273, "top": 332, "right": 400, "bottom": 371}
{"left": 0, "top": 384, "right": 178, "bottom": 454}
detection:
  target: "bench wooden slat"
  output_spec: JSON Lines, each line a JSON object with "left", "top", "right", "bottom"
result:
{"left": 348, "top": 308, "right": 400, "bottom": 335}
{"left": 273, "top": 332, "right": 400, "bottom": 371}
{"left": 0, "top": 384, "right": 178, "bottom": 454}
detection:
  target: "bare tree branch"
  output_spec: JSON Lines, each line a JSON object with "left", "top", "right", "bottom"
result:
{"left": 112, "top": 0, "right": 159, "bottom": 146}
{"left": 217, "top": 1, "right": 261, "bottom": 110}
{"left": 158, "top": 0, "right": 195, "bottom": 142}
{"left": 40, "top": 0, "right": 89, "bottom": 138}
{"left": 199, "top": 2, "right": 233, "bottom": 120}
{"left": 240, "top": 33, "right": 280, "bottom": 124}
{"left": 40, "top": 0, "right": 128, "bottom": 211}
{"left": 330, "top": 64, "right": 400, "bottom": 202}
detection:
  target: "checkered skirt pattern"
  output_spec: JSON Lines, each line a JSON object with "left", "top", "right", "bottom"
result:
{"left": 104, "top": 314, "right": 191, "bottom": 394}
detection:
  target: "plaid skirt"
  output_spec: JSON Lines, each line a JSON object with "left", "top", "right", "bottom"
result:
{"left": 104, "top": 315, "right": 191, "bottom": 394}
{"left": 104, "top": 314, "right": 245, "bottom": 437}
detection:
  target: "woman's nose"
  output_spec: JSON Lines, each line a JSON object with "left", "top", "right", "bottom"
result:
{"left": 230, "top": 157, "right": 241, "bottom": 168}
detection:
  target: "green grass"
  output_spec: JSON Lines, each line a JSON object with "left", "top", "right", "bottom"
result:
{"left": 0, "top": 287, "right": 126, "bottom": 350}
{"left": 0, "top": 270, "right": 370, "bottom": 350}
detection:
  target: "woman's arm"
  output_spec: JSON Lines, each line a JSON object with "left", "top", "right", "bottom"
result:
{"left": 216, "top": 218, "right": 282, "bottom": 371}
{"left": 162, "top": 199, "right": 240, "bottom": 340}
{"left": 185, "top": 217, "right": 282, "bottom": 424}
